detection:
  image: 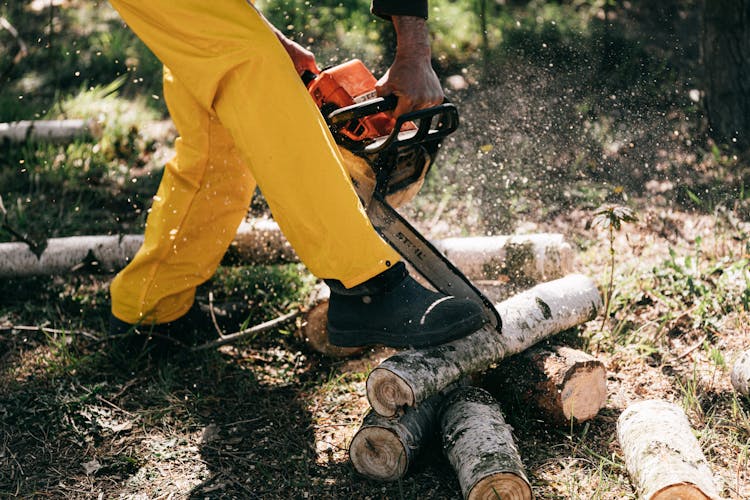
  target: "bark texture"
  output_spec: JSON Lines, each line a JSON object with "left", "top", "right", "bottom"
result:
{"left": 349, "top": 391, "right": 445, "bottom": 481}
{"left": 0, "top": 119, "right": 96, "bottom": 142}
{"left": 441, "top": 386, "right": 531, "bottom": 500}
{"left": 0, "top": 235, "right": 145, "bottom": 277}
{"left": 434, "top": 233, "right": 573, "bottom": 284}
{"left": 702, "top": 0, "right": 750, "bottom": 149}
{"left": 617, "top": 399, "right": 722, "bottom": 500}
{"left": 367, "top": 273, "right": 602, "bottom": 417}
{"left": 730, "top": 349, "right": 750, "bottom": 396}
{"left": 0, "top": 219, "right": 289, "bottom": 277}
{"left": 484, "top": 345, "right": 607, "bottom": 424}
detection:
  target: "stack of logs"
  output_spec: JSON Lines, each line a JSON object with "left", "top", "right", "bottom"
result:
{"left": 341, "top": 236, "right": 608, "bottom": 499}
{"left": 0, "top": 216, "right": 733, "bottom": 498}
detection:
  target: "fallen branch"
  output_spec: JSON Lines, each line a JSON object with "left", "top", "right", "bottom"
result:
{"left": 191, "top": 309, "right": 300, "bottom": 352}
{"left": 731, "top": 349, "right": 750, "bottom": 396}
{"left": 367, "top": 274, "right": 602, "bottom": 417}
{"left": 483, "top": 345, "right": 607, "bottom": 424}
{"left": 440, "top": 386, "right": 532, "bottom": 500}
{"left": 617, "top": 399, "right": 722, "bottom": 500}
{"left": 0, "top": 16, "right": 28, "bottom": 75}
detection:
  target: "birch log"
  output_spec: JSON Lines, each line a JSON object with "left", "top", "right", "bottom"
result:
{"left": 349, "top": 391, "right": 445, "bottom": 481}
{"left": 0, "top": 119, "right": 97, "bottom": 142}
{"left": 617, "top": 400, "right": 722, "bottom": 500}
{"left": 484, "top": 345, "right": 607, "bottom": 424}
{"left": 435, "top": 233, "right": 573, "bottom": 284}
{"left": 0, "top": 219, "right": 289, "bottom": 277}
{"left": 299, "top": 283, "right": 363, "bottom": 357}
{"left": 441, "top": 386, "right": 532, "bottom": 500}
{"left": 367, "top": 273, "right": 602, "bottom": 417}
{"left": 0, "top": 224, "right": 571, "bottom": 282}
{"left": 0, "top": 235, "right": 145, "bottom": 277}
{"left": 731, "top": 349, "right": 750, "bottom": 396}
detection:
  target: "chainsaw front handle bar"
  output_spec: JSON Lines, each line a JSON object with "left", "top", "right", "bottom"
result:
{"left": 326, "top": 96, "right": 459, "bottom": 154}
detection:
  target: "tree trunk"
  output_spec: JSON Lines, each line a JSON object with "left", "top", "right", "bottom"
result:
{"left": 366, "top": 274, "right": 602, "bottom": 417}
{"left": 349, "top": 390, "right": 447, "bottom": 481}
{"left": 731, "top": 349, "right": 750, "bottom": 396}
{"left": 483, "top": 345, "right": 607, "bottom": 424}
{"left": 702, "top": 0, "right": 750, "bottom": 150}
{"left": 617, "top": 399, "right": 722, "bottom": 500}
{"left": 0, "top": 119, "right": 97, "bottom": 142}
{"left": 440, "top": 386, "right": 532, "bottom": 500}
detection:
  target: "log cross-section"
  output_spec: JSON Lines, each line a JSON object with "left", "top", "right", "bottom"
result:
{"left": 484, "top": 345, "right": 607, "bottom": 424}
{"left": 349, "top": 391, "right": 446, "bottom": 481}
{"left": 367, "top": 274, "right": 602, "bottom": 417}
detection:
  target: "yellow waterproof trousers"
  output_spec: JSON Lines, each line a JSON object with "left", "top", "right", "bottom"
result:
{"left": 109, "top": 0, "right": 399, "bottom": 324}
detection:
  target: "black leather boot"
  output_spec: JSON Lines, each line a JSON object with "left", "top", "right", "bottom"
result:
{"left": 325, "top": 262, "right": 486, "bottom": 348}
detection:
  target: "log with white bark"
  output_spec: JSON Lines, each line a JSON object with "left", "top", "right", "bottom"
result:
{"left": 0, "top": 234, "right": 145, "bottom": 277}
{"left": 367, "top": 273, "right": 602, "bottom": 418}
{"left": 617, "top": 399, "right": 722, "bottom": 500}
{"left": 484, "top": 345, "right": 607, "bottom": 424}
{"left": 730, "top": 349, "right": 750, "bottom": 396}
{"left": 0, "top": 218, "right": 288, "bottom": 277}
{"left": 0, "top": 221, "right": 571, "bottom": 282}
{"left": 0, "top": 119, "right": 97, "bottom": 143}
{"left": 299, "top": 283, "right": 362, "bottom": 358}
{"left": 441, "top": 386, "right": 532, "bottom": 500}
{"left": 349, "top": 390, "right": 446, "bottom": 481}
{"left": 435, "top": 233, "right": 573, "bottom": 284}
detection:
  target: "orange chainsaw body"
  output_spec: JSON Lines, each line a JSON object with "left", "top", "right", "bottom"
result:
{"left": 305, "top": 59, "right": 413, "bottom": 143}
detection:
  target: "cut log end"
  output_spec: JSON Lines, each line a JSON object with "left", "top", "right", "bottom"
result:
{"left": 652, "top": 484, "right": 714, "bottom": 500}
{"left": 468, "top": 472, "right": 533, "bottom": 500}
{"left": 349, "top": 426, "right": 408, "bottom": 481}
{"left": 561, "top": 364, "right": 608, "bottom": 422}
{"left": 367, "top": 367, "right": 415, "bottom": 418}
{"left": 301, "top": 299, "right": 362, "bottom": 358}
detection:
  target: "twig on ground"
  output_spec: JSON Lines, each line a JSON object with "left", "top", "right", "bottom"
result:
{"left": 0, "top": 16, "right": 29, "bottom": 63}
{"left": 191, "top": 309, "right": 300, "bottom": 352}
{"left": 1, "top": 324, "right": 100, "bottom": 341}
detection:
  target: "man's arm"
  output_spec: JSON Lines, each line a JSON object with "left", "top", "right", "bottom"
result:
{"left": 370, "top": 2, "right": 443, "bottom": 117}
{"left": 375, "top": 15, "right": 444, "bottom": 117}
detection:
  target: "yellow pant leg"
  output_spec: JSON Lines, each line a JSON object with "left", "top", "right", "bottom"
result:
{"left": 109, "top": 0, "right": 399, "bottom": 297}
{"left": 111, "top": 68, "right": 256, "bottom": 324}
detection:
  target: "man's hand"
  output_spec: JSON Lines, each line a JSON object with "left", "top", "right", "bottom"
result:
{"left": 276, "top": 32, "right": 319, "bottom": 76}
{"left": 376, "top": 16, "right": 444, "bottom": 117}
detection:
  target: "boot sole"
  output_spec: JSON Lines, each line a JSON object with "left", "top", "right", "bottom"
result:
{"left": 327, "top": 313, "right": 487, "bottom": 349}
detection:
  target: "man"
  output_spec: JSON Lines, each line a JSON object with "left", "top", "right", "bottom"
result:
{"left": 108, "top": 0, "right": 486, "bottom": 349}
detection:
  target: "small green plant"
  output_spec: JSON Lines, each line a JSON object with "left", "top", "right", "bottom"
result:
{"left": 591, "top": 204, "right": 638, "bottom": 332}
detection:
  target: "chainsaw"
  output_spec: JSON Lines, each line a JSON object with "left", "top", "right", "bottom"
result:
{"left": 303, "top": 60, "right": 502, "bottom": 331}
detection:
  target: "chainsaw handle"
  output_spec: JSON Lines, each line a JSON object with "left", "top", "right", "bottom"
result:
{"left": 326, "top": 95, "right": 399, "bottom": 126}
{"left": 363, "top": 102, "right": 459, "bottom": 154}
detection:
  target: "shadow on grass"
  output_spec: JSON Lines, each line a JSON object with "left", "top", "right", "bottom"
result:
{"left": 0, "top": 324, "right": 463, "bottom": 498}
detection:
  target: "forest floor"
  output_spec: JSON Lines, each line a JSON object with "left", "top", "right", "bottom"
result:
{"left": 2, "top": 1, "right": 750, "bottom": 499}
